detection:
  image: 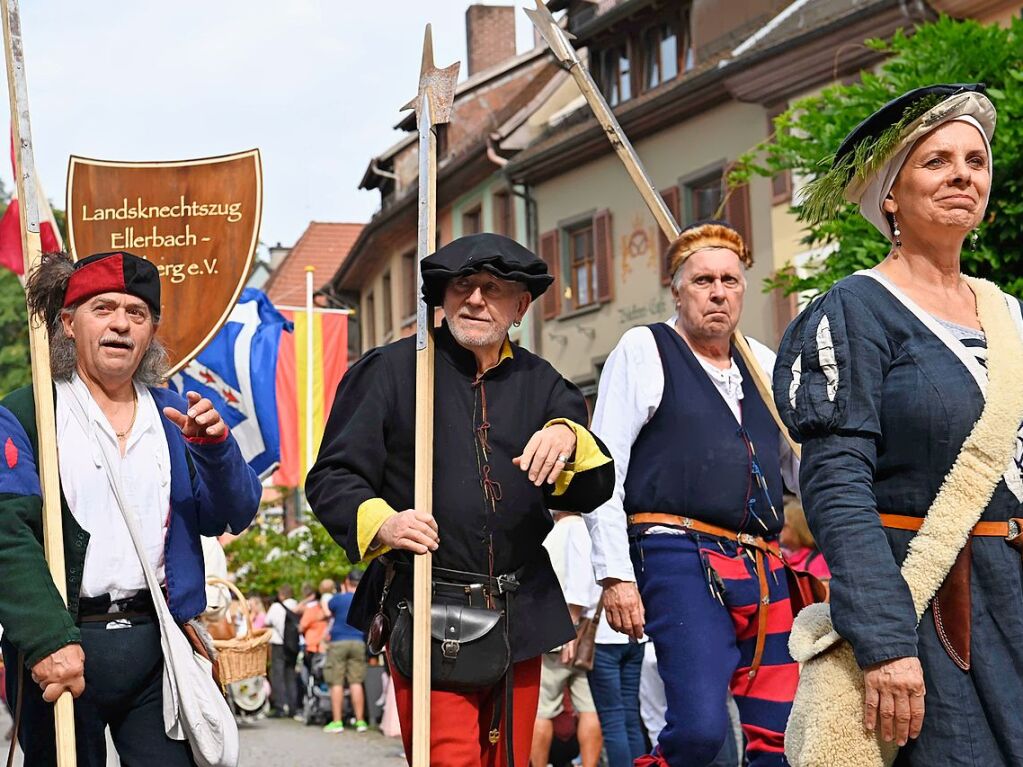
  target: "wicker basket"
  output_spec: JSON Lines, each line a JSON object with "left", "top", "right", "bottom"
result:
{"left": 206, "top": 577, "right": 271, "bottom": 686}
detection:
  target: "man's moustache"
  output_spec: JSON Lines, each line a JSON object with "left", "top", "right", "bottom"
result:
{"left": 100, "top": 335, "right": 135, "bottom": 349}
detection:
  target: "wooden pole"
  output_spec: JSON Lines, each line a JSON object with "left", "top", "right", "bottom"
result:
{"left": 525, "top": 0, "right": 799, "bottom": 458}
{"left": 304, "top": 266, "right": 315, "bottom": 486}
{"left": 1, "top": 1, "right": 78, "bottom": 762}
{"left": 405, "top": 26, "right": 459, "bottom": 766}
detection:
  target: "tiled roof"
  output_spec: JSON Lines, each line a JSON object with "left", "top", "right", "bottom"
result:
{"left": 264, "top": 222, "right": 364, "bottom": 306}
{"left": 731, "top": 0, "right": 890, "bottom": 56}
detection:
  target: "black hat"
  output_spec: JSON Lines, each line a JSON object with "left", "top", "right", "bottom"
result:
{"left": 64, "top": 251, "right": 161, "bottom": 314}
{"left": 420, "top": 233, "right": 553, "bottom": 306}
{"left": 834, "top": 83, "right": 989, "bottom": 167}
{"left": 800, "top": 83, "right": 995, "bottom": 227}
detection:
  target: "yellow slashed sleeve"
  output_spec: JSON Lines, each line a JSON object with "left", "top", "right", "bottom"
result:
{"left": 543, "top": 418, "right": 612, "bottom": 497}
{"left": 356, "top": 497, "right": 397, "bottom": 562}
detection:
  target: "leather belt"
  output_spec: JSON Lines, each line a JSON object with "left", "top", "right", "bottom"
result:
{"left": 879, "top": 514, "right": 1023, "bottom": 671}
{"left": 879, "top": 513, "right": 1022, "bottom": 538}
{"left": 628, "top": 513, "right": 779, "bottom": 680}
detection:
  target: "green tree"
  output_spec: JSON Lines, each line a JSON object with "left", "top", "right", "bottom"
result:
{"left": 225, "top": 516, "right": 353, "bottom": 597}
{"left": 731, "top": 16, "right": 1023, "bottom": 296}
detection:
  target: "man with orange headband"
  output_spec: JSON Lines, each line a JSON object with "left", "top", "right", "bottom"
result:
{"left": 0, "top": 251, "right": 260, "bottom": 765}
{"left": 586, "top": 222, "right": 800, "bottom": 767}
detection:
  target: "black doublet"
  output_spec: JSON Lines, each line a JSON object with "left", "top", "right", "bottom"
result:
{"left": 307, "top": 323, "right": 614, "bottom": 661}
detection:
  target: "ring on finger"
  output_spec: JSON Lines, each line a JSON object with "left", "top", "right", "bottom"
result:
{"left": 556, "top": 454, "right": 569, "bottom": 464}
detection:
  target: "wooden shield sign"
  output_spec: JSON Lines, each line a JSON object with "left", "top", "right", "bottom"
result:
{"left": 66, "top": 149, "right": 262, "bottom": 375}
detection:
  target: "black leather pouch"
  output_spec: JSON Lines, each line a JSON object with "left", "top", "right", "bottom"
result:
{"left": 389, "top": 599, "right": 510, "bottom": 692}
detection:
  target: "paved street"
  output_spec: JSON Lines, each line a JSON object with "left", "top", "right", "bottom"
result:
{"left": 1, "top": 708, "right": 407, "bottom": 766}
{"left": 236, "top": 717, "right": 407, "bottom": 765}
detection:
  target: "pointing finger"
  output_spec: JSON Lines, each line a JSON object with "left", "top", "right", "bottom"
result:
{"left": 162, "top": 406, "right": 188, "bottom": 430}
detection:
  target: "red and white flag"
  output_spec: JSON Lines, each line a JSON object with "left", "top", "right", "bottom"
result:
{"left": 0, "top": 134, "right": 62, "bottom": 276}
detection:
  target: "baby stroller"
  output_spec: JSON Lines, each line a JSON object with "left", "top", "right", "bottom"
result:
{"left": 228, "top": 676, "right": 270, "bottom": 722}
{"left": 300, "top": 651, "right": 333, "bottom": 726}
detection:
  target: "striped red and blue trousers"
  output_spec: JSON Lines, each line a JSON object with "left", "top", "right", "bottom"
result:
{"left": 630, "top": 531, "right": 798, "bottom": 767}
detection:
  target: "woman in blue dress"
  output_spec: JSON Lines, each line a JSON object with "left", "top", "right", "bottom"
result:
{"left": 774, "top": 84, "right": 1023, "bottom": 765}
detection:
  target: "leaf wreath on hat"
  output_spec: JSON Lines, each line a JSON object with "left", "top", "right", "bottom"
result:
{"left": 799, "top": 83, "right": 996, "bottom": 228}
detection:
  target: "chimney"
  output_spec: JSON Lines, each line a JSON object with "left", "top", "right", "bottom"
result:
{"left": 465, "top": 4, "right": 516, "bottom": 77}
{"left": 268, "top": 243, "right": 292, "bottom": 270}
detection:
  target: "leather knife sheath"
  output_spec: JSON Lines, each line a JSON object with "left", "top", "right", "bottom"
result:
{"left": 932, "top": 540, "right": 971, "bottom": 671}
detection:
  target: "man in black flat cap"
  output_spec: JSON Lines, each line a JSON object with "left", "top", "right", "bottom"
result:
{"left": 307, "top": 233, "right": 615, "bottom": 766}
{"left": 0, "top": 251, "right": 260, "bottom": 765}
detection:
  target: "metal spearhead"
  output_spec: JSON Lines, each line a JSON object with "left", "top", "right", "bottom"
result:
{"left": 524, "top": 0, "right": 579, "bottom": 67}
{"left": 401, "top": 24, "right": 459, "bottom": 126}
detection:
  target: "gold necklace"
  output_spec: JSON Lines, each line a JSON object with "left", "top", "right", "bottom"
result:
{"left": 115, "top": 389, "right": 138, "bottom": 440}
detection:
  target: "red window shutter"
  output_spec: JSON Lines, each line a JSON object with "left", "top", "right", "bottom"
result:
{"left": 539, "top": 229, "right": 561, "bottom": 320}
{"left": 659, "top": 186, "right": 681, "bottom": 286}
{"left": 594, "top": 209, "right": 614, "bottom": 304}
{"left": 725, "top": 182, "right": 752, "bottom": 252}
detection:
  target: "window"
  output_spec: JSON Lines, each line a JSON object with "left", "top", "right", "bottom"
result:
{"left": 685, "top": 172, "right": 725, "bottom": 224}
{"left": 642, "top": 23, "right": 679, "bottom": 90}
{"left": 680, "top": 166, "right": 751, "bottom": 247}
{"left": 568, "top": 224, "right": 596, "bottom": 310}
{"left": 540, "top": 210, "right": 613, "bottom": 320}
{"left": 402, "top": 250, "right": 417, "bottom": 321}
{"left": 364, "top": 291, "right": 376, "bottom": 349}
{"left": 462, "top": 204, "right": 482, "bottom": 236}
{"left": 597, "top": 43, "right": 631, "bottom": 106}
{"left": 767, "top": 104, "right": 793, "bottom": 204}
{"left": 381, "top": 271, "right": 393, "bottom": 338}
{"left": 493, "top": 189, "right": 515, "bottom": 237}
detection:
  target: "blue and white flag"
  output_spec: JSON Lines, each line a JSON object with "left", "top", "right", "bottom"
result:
{"left": 170, "top": 288, "right": 292, "bottom": 479}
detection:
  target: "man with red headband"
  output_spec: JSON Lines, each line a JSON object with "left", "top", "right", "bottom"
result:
{"left": 587, "top": 222, "right": 801, "bottom": 767}
{"left": 0, "top": 251, "right": 260, "bottom": 765}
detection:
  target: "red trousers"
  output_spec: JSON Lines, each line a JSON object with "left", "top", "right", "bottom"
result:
{"left": 389, "top": 655, "right": 542, "bottom": 767}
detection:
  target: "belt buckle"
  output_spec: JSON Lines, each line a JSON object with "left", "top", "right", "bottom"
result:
{"left": 738, "top": 533, "right": 756, "bottom": 546}
{"left": 496, "top": 574, "right": 518, "bottom": 594}
{"left": 441, "top": 639, "right": 460, "bottom": 659}
{"left": 1008, "top": 519, "right": 1021, "bottom": 541}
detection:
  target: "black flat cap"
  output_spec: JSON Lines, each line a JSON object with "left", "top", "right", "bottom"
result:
{"left": 834, "top": 83, "right": 988, "bottom": 167}
{"left": 420, "top": 233, "right": 553, "bottom": 305}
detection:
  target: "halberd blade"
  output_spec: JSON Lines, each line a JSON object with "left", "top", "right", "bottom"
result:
{"left": 401, "top": 24, "right": 459, "bottom": 126}
{"left": 524, "top": 0, "right": 578, "bottom": 66}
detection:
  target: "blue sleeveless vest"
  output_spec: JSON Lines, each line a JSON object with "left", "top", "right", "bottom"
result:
{"left": 622, "top": 323, "right": 784, "bottom": 535}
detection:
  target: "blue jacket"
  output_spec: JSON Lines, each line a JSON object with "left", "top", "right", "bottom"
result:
{"left": 0, "top": 384, "right": 261, "bottom": 667}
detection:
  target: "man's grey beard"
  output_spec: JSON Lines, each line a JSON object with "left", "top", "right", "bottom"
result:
{"left": 49, "top": 318, "right": 170, "bottom": 387}
{"left": 446, "top": 315, "right": 512, "bottom": 350}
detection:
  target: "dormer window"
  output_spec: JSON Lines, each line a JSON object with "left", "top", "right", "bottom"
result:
{"left": 597, "top": 43, "right": 632, "bottom": 106}
{"left": 590, "top": 6, "right": 691, "bottom": 105}
{"left": 643, "top": 22, "right": 679, "bottom": 89}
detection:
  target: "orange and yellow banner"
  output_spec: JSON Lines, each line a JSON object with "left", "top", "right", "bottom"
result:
{"left": 273, "top": 308, "right": 348, "bottom": 488}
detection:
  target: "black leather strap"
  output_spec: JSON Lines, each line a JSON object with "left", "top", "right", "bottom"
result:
{"left": 504, "top": 590, "right": 515, "bottom": 766}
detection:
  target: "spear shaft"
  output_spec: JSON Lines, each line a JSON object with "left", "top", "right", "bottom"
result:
{"left": 525, "top": 0, "right": 799, "bottom": 457}
{"left": 412, "top": 90, "right": 436, "bottom": 767}
{"left": 1, "top": 0, "right": 78, "bottom": 762}
{"left": 407, "top": 25, "right": 459, "bottom": 765}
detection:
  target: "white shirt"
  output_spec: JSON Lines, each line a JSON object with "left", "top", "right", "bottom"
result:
{"left": 266, "top": 598, "right": 298, "bottom": 645}
{"left": 56, "top": 376, "right": 171, "bottom": 600}
{"left": 586, "top": 319, "right": 800, "bottom": 583}
{"left": 563, "top": 515, "right": 645, "bottom": 645}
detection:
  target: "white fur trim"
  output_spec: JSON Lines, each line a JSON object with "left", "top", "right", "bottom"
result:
{"left": 786, "top": 277, "right": 1023, "bottom": 767}
{"left": 1004, "top": 296, "right": 1023, "bottom": 502}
